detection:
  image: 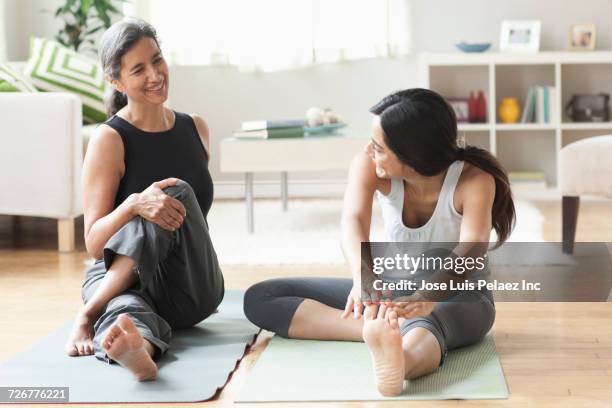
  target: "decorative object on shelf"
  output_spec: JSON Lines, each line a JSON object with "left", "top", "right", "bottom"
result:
{"left": 450, "top": 91, "right": 486, "bottom": 124}
{"left": 476, "top": 90, "right": 487, "bottom": 123}
{"left": 500, "top": 20, "right": 541, "bottom": 53}
{"left": 468, "top": 92, "right": 477, "bottom": 123}
{"left": 569, "top": 23, "right": 596, "bottom": 51}
{"left": 448, "top": 98, "right": 470, "bottom": 123}
{"left": 499, "top": 97, "right": 521, "bottom": 124}
{"left": 565, "top": 94, "right": 610, "bottom": 122}
{"left": 304, "top": 123, "right": 347, "bottom": 135}
{"left": 509, "top": 170, "right": 547, "bottom": 191}
{"left": 304, "top": 107, "right": 345, "bottom": 134}
{"left": 454, "top": 42, "right": 491, "bottom": 53}
{"left": 52, "top": 0, "right": 121, "bottom": 54}
{"left": 305, "top": 107, "right": 343, "bottom": 127}
{"left": 520, "top": 86, "right": 557, "bottom": 124}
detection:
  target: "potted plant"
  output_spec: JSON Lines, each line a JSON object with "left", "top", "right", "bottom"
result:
{"left": 53, "top": 0, "right": 123, "bottom": 53}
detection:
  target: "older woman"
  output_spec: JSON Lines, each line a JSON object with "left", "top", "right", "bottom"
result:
{"left": 65, "top": 18, "right": 224, "bottom": 381}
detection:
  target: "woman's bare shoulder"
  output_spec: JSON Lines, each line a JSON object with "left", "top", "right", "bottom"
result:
{"left": 84, "top": 123, "right": 125, "bottom": 174}
{"left": 349, "top": 150, "right": 390, "bottom": 194}
{"left": 88, "top": 123, "right": 122, "bottom": 148}
{"left": 457, "top": 162, "right": 495, "bottom": 198}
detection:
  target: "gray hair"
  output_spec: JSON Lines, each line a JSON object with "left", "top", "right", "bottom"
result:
{"left": 98, "top": 18, "right": 160, "bottom": 116}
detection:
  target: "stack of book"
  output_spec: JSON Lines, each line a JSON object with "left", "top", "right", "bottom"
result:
{"left": 233, "top": 119, "right": 305, "bottom": 139}
{"left": 508, "top": 170, "right": 547, "bottom": 191}
{"left": 520, "top": 86, "right": 557, "bottom": 124}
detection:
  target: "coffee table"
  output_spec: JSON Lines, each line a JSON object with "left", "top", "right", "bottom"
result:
{"left": 220, "top": 134, "right": 368, "bottom": 232}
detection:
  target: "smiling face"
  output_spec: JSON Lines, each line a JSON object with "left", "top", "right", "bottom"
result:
{"left": 110, "top": 37, "right": 169, "bottom": 106}
{"left": 367, "top": 115, "right": 408, "bottom": 179}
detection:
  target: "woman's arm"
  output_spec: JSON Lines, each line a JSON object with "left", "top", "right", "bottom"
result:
{"left": 82, "top": 125, "right": 136, "bottom": 260}
{"left": 83, "top": 125, "right": 187, "bottom": 260}
{"left": 340, "top": 150, "right": 380, "bottom": 283}
{"left": 457, "top": 170, "right": 495, "bottom": 244}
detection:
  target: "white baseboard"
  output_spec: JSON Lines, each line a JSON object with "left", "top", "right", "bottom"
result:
{"left": 214, "top": 179, "right": 348, "bottom": 199}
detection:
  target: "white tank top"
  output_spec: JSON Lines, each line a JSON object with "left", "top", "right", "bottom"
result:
{"left": 376, "top": 160, "right": 464, "bottom": 243}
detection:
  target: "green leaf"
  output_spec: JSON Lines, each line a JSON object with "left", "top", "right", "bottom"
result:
{"left": 106, "top": 2, "right": 119, "bottom": 13}
{"left": 85, "top": 25, "right": 104, "bottom": 35}
{"left": 80, "top": 0, "right": 93, "bottom": 14}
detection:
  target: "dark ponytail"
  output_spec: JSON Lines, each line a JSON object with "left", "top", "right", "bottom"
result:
{"left": 105, "top": 88, "right": 128, "bottom": 116}
{"left": 370, "top": 88, "right": 515, "bottom": 247}
{"left": 98, "top": 18, "right": 160, "bottom": 116}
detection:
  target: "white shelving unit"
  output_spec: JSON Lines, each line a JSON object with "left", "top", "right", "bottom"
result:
{"left": 419, "top": 51, "right": 612, "bottom": 187}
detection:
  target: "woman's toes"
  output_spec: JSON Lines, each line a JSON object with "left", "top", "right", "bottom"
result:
{"left": 364, "top": 304, "right": 377, "bottom": 320}
{"left": 66, "top": 345, "right": 78, "bottom": 357}
{"left": 84, "top": 342, "right": 93, "bottom": 355}
{"left": 377, "top": 304, "right": 387, "bottom": 319}
{"left": 388, "top": 311, "right": 399, "bottom": 329}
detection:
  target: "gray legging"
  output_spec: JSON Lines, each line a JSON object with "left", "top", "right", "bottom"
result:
{"left": 243, "top": 277, "right": 495, "bottom": 366}
{"left": 81, "top": 180, "right": 225, "bottom": 362}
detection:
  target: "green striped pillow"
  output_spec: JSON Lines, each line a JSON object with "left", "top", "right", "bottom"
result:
{"left": 24, "top": 37, "right": 108, "bottom": 123}
{"left": 0, "top": 63, "right": 38, "bottom": 92}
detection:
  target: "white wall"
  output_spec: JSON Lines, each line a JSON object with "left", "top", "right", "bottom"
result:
{"left": 6, "top": 0, "right": 612, "bottom": 194}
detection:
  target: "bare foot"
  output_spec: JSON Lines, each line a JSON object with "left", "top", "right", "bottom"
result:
{"left": 102, "top": 314, "right": 157, "bottom": 381}
{"left": 362, "top": 304, "right": 405, "bottom": 397}
{"left": 65, "top": 309, "right": 94, "bottom": 356}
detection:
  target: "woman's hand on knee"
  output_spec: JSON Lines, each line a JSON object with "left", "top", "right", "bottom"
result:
{"left": 133, "top": 178, "right": 187, "bottom": 231}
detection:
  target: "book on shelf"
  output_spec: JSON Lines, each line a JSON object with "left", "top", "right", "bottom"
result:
{"left": 233, "top": 126, "right": 305, "bottom": 139}
{"left": 508, "top": 170, "right": 547, "bottom": 190}
{"left": 519, "top": 86, "right": 556, "bottom": 124}
{"left": 241, "top": 119, "right": 305, "bottom": 131}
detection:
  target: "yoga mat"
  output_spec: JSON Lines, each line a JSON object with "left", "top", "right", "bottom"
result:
{"left": 237, "top": 334, "right": 508, "bottom": 402}
{"left": 0, "top": 291, "right": 258, "bottom": 403}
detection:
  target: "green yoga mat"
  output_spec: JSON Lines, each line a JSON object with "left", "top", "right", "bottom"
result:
{"left": 237, "top": 333, "right": 508, "bottom": 402}
{"left": 0, "top": 291, "right": 258, "bottom": 403}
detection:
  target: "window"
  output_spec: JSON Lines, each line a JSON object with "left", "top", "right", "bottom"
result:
{"left": 123, "top": 0, "right": 411, "bottom": 71}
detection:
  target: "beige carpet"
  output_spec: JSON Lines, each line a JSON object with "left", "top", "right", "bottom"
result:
{"left": 208, "top": 198, "right": 544, "bottom": 266}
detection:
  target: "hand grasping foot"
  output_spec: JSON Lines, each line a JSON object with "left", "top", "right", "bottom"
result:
{"left": 362, "top": 304, "right": 405, "bottom": 397}
{"left": 102, "top": 314, "right": 158, "bottom": 381}
{"left": 65, "top": 309, "right": 95, "bottom": 356}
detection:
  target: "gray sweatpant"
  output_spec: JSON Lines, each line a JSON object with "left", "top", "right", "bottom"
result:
{"left": 244, "top": 277, "right": 495, "bottom": 367}
{"left": 81, "top": 180, "right": 225, "bottom": 362}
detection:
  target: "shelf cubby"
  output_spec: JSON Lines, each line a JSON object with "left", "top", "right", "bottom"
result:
{"left": 561, "top": 63, "right": 612, "bottom": 123}
{"left": 497, "top": 130, "right": 557, "bottom": 185}
{"left": 495, "top": 64, "right": 555, "bottom": 125}
{"left": 420, "top": 51, "right": 612, "bottom": 188}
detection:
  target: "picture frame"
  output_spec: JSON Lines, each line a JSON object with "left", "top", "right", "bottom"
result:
{"left": 569, "top": 23, "right": 596, "bottom": 51}
{"left": 447, "top": 98, "right": 470, "bottom": 123}
{"left": 500, "top": 20, "right": 541, "bottom": 53}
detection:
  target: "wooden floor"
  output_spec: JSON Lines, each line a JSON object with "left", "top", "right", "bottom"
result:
{"left": 1, "top": 199, "right": 612, "bottom": 407}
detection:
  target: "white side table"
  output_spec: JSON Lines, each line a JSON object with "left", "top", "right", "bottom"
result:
{"left": 220, "top": 134, "right": 368, "bottom": 232}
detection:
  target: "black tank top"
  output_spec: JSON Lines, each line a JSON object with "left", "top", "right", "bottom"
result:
{"left": 105, "top": 111, "right": 213, "bottom": 220}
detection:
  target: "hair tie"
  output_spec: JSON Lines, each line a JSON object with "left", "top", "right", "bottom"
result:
{"left": 455, "top": 148, "right": 466, "bottom": 161}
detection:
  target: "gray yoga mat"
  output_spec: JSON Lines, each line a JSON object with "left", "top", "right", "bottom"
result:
{"left": 237, "top": 333, "right": 508, "bottom": 402}
{"left": 0, "top": 291, "right": 258, "bottom": 403}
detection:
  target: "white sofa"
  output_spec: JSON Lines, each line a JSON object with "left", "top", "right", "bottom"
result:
{"left": 0, "top": 90, "right": 84, "bottom": 252}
